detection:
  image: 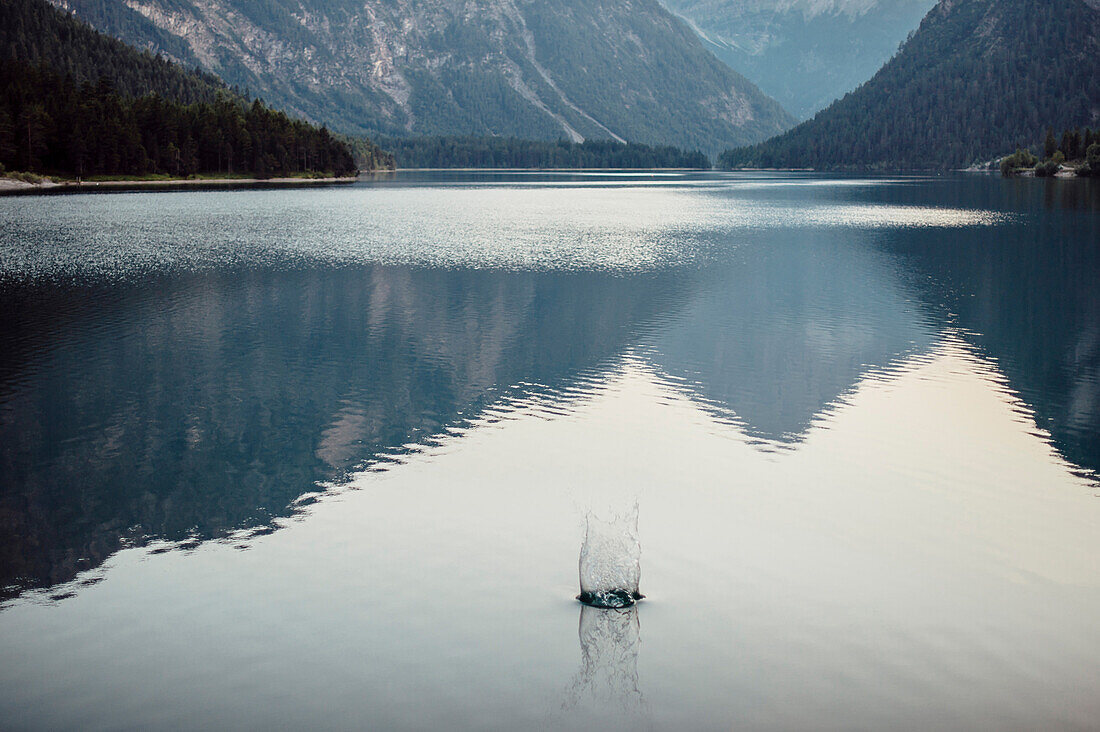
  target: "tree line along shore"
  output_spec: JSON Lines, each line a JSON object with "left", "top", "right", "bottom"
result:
{"left": 366, "top": 136, "right": 710, "bottom": 170}
{"left": 1, "top": 0, "right": 377, "bottom": 185}
{"left": 0, "top": 59, "right": 359, "bottom": 181}
{"left": 1000, "top": 127, "right": 1100, "bottom": 178}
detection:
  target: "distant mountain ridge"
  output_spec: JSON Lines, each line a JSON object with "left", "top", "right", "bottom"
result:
{"left": 49, "top": 0, "right": 797, "bottom": 154}
{"left": 721, "top": 0, "right": 1100, "bottom": 170}
{"left": 660, "top": 0, "right": 934, "bottom": 119}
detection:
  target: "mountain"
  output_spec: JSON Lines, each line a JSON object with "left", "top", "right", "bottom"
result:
{"left": 2, "top": 0, "right": 225, "bottom": 104}
{"left": 47, "top": 0, "right": 796, "bottom": 155}
{"left": 1, "top": 0, "right": 360, "bottom": 178}
{"left": 0, "top": 265, "right": 684, "bottom": 598}
{"left": 720, "top": 0, "right": 1100, "bottom": 170}
{"left": 660, "top": 0, "right": 933, "bottom": 120}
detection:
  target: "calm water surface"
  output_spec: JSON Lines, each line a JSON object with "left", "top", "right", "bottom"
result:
{"left": 1, "top": 172, "right": 1099, "bottom": 730}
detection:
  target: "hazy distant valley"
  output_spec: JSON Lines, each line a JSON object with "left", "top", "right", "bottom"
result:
{"left": 660, "top": 0, "right": 934, "bottom": 119}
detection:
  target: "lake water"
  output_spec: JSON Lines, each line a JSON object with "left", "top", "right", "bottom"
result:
{"left": 1, "top": 171, "right": 1099, "bottom": 730}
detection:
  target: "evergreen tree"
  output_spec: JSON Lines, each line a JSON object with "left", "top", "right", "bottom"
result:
{"left": 1060, "top": 131, "right": 1074, "bottom": 159}
{"left": 1044, "top": 127, "right": 1057, "bottom": 159}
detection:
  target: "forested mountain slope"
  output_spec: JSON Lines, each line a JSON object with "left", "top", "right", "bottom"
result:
{"left": 2, "top": 0, "right": 224, "bottom": 103}
{"left": 660, "top": 0, "right": 933, "bottom": 120}
{"left": 47, "top": 0, "right": 796, "bottom": 154}
{"left": 1, "top": 0, "right": 359, "bottom": 178}
{"left": 720, "top": 0, "right": 1100, "bottom": 170}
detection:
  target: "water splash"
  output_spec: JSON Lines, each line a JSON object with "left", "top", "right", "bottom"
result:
{"left": 578, "top": 505, "right": 643, "bottom": 608}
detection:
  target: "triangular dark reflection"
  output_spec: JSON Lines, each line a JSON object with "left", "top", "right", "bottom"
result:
{"left": 561, "top": 604, "right": 647, "bottom": 726}
{"left": 643, "top": 228, "right": 935, "bottom": 445}
{"left": 0, "top": 265, "right": 691, "bottom": 601}
{"left": 876, "top": 178, "right": 1100, "bottom": 478}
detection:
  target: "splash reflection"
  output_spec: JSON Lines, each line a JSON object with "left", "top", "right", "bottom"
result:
{"left": 562, "top": 605, "right": 647, "bottom": 726}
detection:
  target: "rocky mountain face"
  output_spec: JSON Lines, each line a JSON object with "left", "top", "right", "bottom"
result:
{"left": 721, "top": 0, "right": 1100, "bottom": 169}
{"left": 49, "top": 0, "right": 795, "bottom": 153}
{"left": 660, "top": 0, "right": 934, "bottom": 119}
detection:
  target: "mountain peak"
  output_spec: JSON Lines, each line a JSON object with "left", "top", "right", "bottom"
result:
{"left": 721, "top": 0, "right": 1100, "bottom": 169}
{"left": 51, "top": 0, "right": 796, "bottom": 154}
{"left": 660, "top": 0, "right": 935, "bottom": 119}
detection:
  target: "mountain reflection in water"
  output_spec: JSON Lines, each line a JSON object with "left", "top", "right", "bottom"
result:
{"left": 644, "top": 229, "right": 934, "bottom": 446}
{"left": 0, "top": 172, "right": 1098, "bottom": 609}
{"left": 0, "top": 266, "right": 686, "bottom": 598}
{"left": 879, "top": 185, "right": 1100, "bottom": 479}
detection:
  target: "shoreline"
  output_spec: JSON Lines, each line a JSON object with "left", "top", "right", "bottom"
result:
{"left": 393, "top": 167, "right": 707, "bottom": 172}
{"left": 0, "top": 175, "right": 360, "bottom": 195}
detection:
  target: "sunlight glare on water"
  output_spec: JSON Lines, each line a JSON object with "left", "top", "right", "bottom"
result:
{"left": 0, "top": 175, "right": 1008, "bottom": 281}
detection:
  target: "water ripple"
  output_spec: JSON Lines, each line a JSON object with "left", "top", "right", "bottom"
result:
{"left": 0, "top": 178, "right": 1010, "bottom": 283}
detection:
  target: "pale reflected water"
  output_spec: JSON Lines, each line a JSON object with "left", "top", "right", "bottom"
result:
{"left": 0, "top": 172, "right": 1099, "bottom": 729}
